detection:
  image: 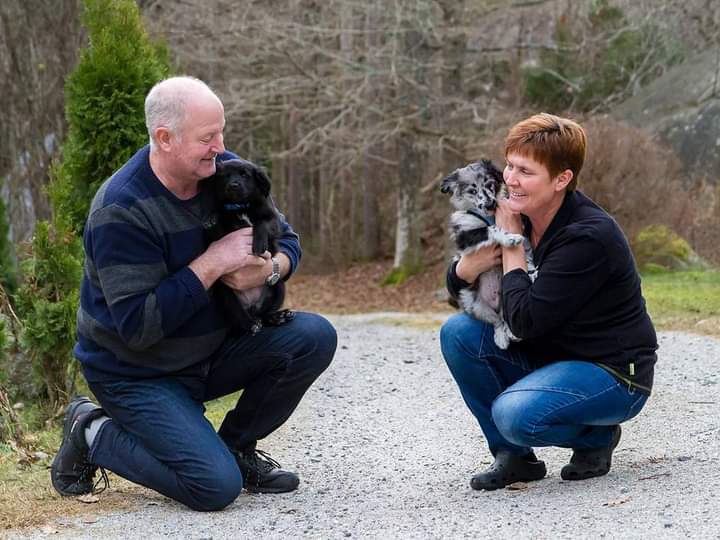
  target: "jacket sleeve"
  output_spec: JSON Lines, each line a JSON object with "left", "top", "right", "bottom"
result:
{"left": 87, "top": 204, "right": 210, "bottom": 352}
{"left": 446, "top": 259, "right": 471, "bottom": 302}
{"left": 502, "top": 233, "right": 611, "bottom": 339}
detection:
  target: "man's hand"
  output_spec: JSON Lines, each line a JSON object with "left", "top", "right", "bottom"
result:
{"left": 220, "top": 251, "right": 272, "bottom": 290}
{"left": 221, "top": 252, "right": 292, "bottom": 291}
{"left": 189, "top": 228, "right": 264, "bottom": 290}
{"left": 456, "top": 244, "right": 502, "bottom": 283}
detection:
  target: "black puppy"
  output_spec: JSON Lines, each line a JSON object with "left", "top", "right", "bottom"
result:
{"left": 203, "top": 158, "right": 294, "bottom": 335}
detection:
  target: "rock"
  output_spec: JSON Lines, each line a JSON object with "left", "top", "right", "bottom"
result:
{"left": 613, "top": 48, "right": 720, "bottom": 179}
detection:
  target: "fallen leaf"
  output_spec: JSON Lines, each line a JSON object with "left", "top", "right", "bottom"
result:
{"left": 78, "top": 494, "right": 100, "bottom": 504}
{"left": 506, "top": 481, "right": 529, "bottom": 490}
{"left": 603, "top": 496, "right": 631, "bottom": 507}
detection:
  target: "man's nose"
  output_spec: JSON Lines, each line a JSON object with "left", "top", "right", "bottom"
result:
{"left": 212, "top": 134, "right": 225, "bottom": 154}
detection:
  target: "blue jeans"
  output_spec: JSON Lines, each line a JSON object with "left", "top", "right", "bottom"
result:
{"left": 86, "top": 312, "right": 336, "bottom": 511}
{"left": 440, "top": 313, "right": 648, "bottom": 457}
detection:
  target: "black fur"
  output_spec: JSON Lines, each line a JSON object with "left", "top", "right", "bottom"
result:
{"left": 202, "top": 158, "right": 293, "bottom": 335}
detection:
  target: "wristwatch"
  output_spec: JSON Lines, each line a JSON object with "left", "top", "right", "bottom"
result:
{"left": 265, "top": 256, "right": 281, "bottom": 286}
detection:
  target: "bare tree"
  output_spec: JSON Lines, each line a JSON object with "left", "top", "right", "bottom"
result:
{"left": 0, "top": 0, "right": 83, "bottom": 243}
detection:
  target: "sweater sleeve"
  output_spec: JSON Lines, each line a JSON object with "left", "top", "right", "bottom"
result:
{"left": 275, "top": 210, "right": 302, "bottom": 278}
{"left": 87, "top": 204, "right": 210, "bottom": 352}
{"left": 502, "top": 233, "right": 611, "bottom": 339}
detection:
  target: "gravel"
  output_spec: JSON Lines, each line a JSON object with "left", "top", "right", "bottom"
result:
{"left": 7, "top": 313, "right": 720, "bottom": 539}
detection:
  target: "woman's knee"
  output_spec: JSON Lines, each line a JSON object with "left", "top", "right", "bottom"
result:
{"left": 440, "top": 313, "right": 491, "bottom": 367}
{"left": 491, "top": 391, "right": 538, "bottom": 447}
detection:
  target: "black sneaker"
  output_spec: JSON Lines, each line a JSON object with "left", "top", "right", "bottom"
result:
{"left": 235, "top": 448, "right": 299, "bottom": 493}
{"left": 561, "top": 425, "right": 622, "bottom": 481}
{"left": 470, "top": 450, "right": 547, "bottom": 491}
{"left": 50, "top": 396, "right": 108, "bottom": 496}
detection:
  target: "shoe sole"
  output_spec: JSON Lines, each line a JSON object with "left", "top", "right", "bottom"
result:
{"left": 245, "top": 485, "right": 298, "bottom": 494}
{"left": 244, "top": 479, "right": 300, "bottom": 494}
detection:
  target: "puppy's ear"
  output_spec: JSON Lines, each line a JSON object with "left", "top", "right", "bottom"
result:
{"left": 253, "top": 166, "right": 272, "bottom": 198}
{"left": 440, "top": 171, "right": 459, "bottom": 194}
{"left": 482, "top": 159, "right": 504, "bottom": 184}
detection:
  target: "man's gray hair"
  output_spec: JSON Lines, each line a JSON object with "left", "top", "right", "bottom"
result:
{"left": 144, "top": 76, "right": 218, "bottom": 149}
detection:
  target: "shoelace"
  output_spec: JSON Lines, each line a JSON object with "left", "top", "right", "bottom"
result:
{"left": 74, "top": 463, "right": 110, "bottom": 494}
{"left": 93, "top": 467, "right": 110, "bottom": 494}
{"left": 246, "top": 449, "right": 281, "bottom": 473}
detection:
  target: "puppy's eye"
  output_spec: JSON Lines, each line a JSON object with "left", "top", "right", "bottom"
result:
{"left": 466, "top": 188, "right": 477, "bottom": 195}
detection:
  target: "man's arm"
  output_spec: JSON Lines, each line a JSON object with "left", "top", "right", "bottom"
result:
{"left": 88, "top": 205, "right": 255, "bottom": 351}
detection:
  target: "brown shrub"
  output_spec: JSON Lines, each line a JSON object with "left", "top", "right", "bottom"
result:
{"left": 580, "top": 116, "right": 689, "bottom": 239}
{"left": 580, "top": 115, "right": 719, "bottom": 265}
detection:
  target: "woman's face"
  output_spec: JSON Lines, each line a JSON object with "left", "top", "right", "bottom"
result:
{"left": 503, "top": 152, "right": 569, "bottom": 218}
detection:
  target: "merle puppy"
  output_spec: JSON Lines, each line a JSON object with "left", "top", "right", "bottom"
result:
{"left": 203, "top": 158, "right": 293, "bottom": 335}
{"left": 441, "top": 159, "right": 535, "bottom": 349}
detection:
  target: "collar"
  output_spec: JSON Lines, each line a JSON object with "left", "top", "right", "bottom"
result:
{"left": 466, "top": 208, "right": 495, "bottom": 226}
{"left": 223, "top": 202, "right": 251, "bottom": 212}
{"left": 529, "top": 190, "right": 582, "bottom": 261}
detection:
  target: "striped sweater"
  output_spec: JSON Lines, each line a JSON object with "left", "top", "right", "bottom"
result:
{"left": 75, "top": 146, "right": 301, "bottom": 382}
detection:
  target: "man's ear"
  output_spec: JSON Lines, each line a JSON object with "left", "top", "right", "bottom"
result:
{"left": 154, "top": 127, "right": 172, "bottom": 150}
{"left": 555, "top": 169, "right": 573, "bottom": 191}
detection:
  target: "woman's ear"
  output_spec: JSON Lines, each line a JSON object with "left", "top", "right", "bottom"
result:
{"left": 555, "top": 169, "right": 573, "bottom": 191}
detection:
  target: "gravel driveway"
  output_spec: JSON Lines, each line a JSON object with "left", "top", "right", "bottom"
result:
{"left": 7, "top": 313, "right": 720, "bottom": 539}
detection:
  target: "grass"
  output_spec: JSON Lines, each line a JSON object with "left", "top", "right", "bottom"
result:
{"left": 2, "top": 269, "right": 719, "bottom": 532}
{"left": 641, "top": 270, "right": 720, "bottom": 336}
{"left": 0, "top": 392, "right": 240, "bottom": 532}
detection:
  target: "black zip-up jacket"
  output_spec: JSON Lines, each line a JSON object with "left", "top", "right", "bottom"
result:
{"left": 447, "top": 190, "right": 657, "bottom": 394}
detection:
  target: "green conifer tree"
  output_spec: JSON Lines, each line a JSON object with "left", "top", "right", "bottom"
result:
{"left": 16, "top": 0, "right": 171, "bottom": 409}
{"left": 49, "top": 0, "right": 170, "bottom": 234}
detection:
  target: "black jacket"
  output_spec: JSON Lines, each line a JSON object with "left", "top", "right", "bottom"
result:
{"left": 447, "top": 190, "right": 657, "bottom": 393}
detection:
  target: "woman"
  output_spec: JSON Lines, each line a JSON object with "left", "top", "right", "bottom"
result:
{"left": 440, "top": 113, "right": 657, "bottom": 490}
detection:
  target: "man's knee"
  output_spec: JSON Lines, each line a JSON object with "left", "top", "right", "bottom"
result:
{"left": 293, "top": 312, "right": 337, "bottom": 373}
{"left": 185, "top": 465, "right": 243, "bottom": 512}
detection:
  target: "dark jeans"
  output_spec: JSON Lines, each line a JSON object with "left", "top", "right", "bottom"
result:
{"left": 86, "top": 312, "right": 336, "bottom": 511}
{"left": 440, "top": 313, "right": 648, "bottom": 457}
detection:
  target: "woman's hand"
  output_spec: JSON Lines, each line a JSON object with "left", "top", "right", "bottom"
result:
{"left": 495, "top": 197, "right": 523, "bottom": 235}
{"left": 456, "top": 244, "right": 501, "bottom": 283}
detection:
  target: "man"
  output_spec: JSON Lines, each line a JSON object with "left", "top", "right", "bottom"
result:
{"left": 50, "top": 76, "right": 337, "bottom": 511}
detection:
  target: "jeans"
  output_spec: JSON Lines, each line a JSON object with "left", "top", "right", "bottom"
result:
{"left": 440, "top": 313, "right": 648, "bottom": 457}
{"left": 86, "top": 312, "right": 337, "bottom": 511}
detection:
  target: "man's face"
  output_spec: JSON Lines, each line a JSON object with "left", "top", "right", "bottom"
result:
{"left": 169, "top": 97, "right": 226, "bottom": 182}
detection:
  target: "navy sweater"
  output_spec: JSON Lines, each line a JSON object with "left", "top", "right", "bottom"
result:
{"left": 75, "top": 146, "right": 301, "bottom": 382}
{"left": 447, "top": 190, "right": 657, "bottom": 393}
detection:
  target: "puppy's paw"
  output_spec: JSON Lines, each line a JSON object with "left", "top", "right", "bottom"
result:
{"left": 493, "top": 325, "right": 511, "bottom": 349}
{"left": 490, "top": 226, "right": 524, "bottom": 247}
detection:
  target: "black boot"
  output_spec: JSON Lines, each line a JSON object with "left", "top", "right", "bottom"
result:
{"left": 234, "top": 447, "right": 299, "bottom": 493}
{"left": 470, "top": 450, "right": 547, "bottom": 491}
{"left": 561, "top": 425, "right": 622, "bottom": 481}
{"left": 50, "top": 396, "right": 108, "bottom": 496}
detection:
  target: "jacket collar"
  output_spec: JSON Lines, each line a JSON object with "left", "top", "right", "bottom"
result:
{"left": 524, "top": 190, "right": 582, "bottom": 263}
